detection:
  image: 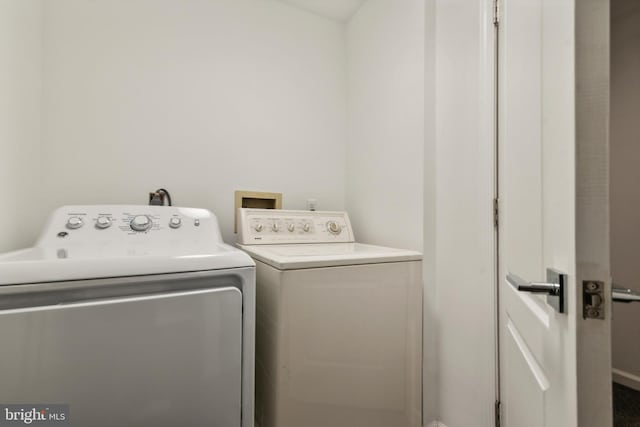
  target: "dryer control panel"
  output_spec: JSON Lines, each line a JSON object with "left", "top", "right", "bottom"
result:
{"left": 36, "top": 205, "right": 223, "bottom": 252}
{"left": 237, "top": 209, "right": 355, "bottom": 245}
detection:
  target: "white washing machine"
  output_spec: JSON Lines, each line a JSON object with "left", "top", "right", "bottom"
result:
{"left": 0, "top": 205, "right": 255, "bottom": 427}
{"left": 237, "top": 209, "right": 423, "bottom": 427}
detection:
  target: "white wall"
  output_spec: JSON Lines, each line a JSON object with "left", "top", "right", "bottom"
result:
{"left": 345, "top": 0, "right": 425, "bottom": 252}
{"left": 345, "top": 3, "right": 499, "bottom": 426}
{"left": 40, "top": 0, "right": 347, "bottom": 243}
{"left": 423, "top": 0, "right": 437, "bottom": 424}
{"left": 434, "top": 0, "right": 496, "bottom": 426}
{"left": 1, "top": 3, "right": 501, "bottom": 426}
{"left": 611, "top": 0, "right": 640, "bottom": 390}
{"left": 0, "top": 0, "right": 43, "bottom": 252}
{"left": 345, "top": 1, "right": 431, "bottom": 424}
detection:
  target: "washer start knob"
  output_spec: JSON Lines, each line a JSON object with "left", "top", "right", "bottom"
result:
{"left": 327, "top": 221, "right": 342, "bottom": 235}
{"left": 130, "top": 215, "right": 152, "bottom": 232}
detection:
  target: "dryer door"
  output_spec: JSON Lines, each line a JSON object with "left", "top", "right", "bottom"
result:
{"left": 0, "top": 284, "right": 242, "bottom": 427}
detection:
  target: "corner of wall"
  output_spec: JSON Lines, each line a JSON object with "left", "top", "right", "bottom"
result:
{"left": 0, "top": 0, "right": 45, "bottom": 252}
{"left": 422, "top": 0, "right": 438, "bottom": 420}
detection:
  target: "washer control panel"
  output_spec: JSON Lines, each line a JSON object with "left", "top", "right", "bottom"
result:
{"left": 237, "top": 208, "right": 354, "bottom": 245}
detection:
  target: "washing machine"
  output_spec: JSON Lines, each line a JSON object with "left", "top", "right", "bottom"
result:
{"left": 0, "top": 205, "right": 255, "bottom": 427}
{"left": 237, "top": 208, "right": 422, "bottom": 427}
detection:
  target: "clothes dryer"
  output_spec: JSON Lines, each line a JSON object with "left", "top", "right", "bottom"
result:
{"left": 0, "top": 205, "right": 255, "bottom": 427}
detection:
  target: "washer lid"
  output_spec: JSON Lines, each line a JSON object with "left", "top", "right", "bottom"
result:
{"left": 237, "top": 243, "right": 422, "bottom": 270}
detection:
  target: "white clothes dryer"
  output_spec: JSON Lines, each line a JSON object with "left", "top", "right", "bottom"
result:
{"left": 237, "top": 208, "right": 422, "bottom": 427}
{"left": 0, "top": 205, "right": 255, "bottom": 427}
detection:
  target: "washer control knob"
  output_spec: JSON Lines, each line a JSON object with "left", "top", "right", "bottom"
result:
{"left": 272, "top": 223, "right": 280, "bottom": 232}
{"left": 169, "top": 217, "right": 182, "bottom": 229}
{"left": 130, "top": 215, "right": 152, "bottom": 232}
{"left": 254, "top": 223, "right": 264, "bottom": 232}
{"left": 288, "top": 223, "right": 295, "bottom": 232}
{"left": 95, "top": 217, "right": 112, "bottom": 229}
{"left": 66, "top": 217, "right": 84, "bottom": 230}
{"left": 303, "top": 223, "right": 311, "bottom": 232}
{"left": 327, "top": 221, "right": 342, "bottom": 235}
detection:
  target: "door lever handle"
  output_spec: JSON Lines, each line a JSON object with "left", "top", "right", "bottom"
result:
{"left": 506, "top": 269, "right": 567, "bottom": 314}
{"left": 515, "top": 280, "right": 561, "bottom": 295}
{"left": 612, "top": 286, "right": 640, "bottom": 303}
{"left": 506, "top": 274, "right": 560, "bottom": 295}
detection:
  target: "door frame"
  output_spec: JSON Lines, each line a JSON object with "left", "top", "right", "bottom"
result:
{"left": 430, "top": 0, "right": 498, "bottom": 425}
{"left": 574, "top": 0, "right": 612, "bottom": 425}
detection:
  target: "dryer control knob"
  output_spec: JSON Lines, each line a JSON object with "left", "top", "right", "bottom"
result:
{"left": 303, "top": 223, "right": 311, "bottom": 232}
{"left": 66, "top": 216, "right": 84, "bottom": 230}
{"left": 327, "top": 221, "right": 342, "bottom": 235}
{"left": 272, "top": 223, "right": 280, "bottom": 232}
{"left": 288, "top": 224, "right": 295, "bottom": 232}
{"left": 130, "top": 215, "right": 152, "bottom": 232}
{"left": 254, "top": 223, "right": 264, "bottom": 232}
{"left": 169, "top": 217, "right": 182, "bottom": 229}
{"left": 95, "top": 217, "right": 112, "bottom": 229}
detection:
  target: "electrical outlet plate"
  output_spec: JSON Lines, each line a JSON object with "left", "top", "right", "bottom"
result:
{"left": 234, "top": 190, "right": 282, "bottom": 233}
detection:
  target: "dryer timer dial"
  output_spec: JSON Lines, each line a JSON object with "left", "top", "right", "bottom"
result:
{"left": 130, "top": 215, "right": 152, "bottom": 232}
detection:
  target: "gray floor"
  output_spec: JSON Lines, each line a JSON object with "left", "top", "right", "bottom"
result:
{"left": 614, "top": 382, "right": 640, "bottom": 426}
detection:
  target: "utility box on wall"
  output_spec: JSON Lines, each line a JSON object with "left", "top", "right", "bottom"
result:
{"left": 234, "top": 190, "right": 282, "bottom": 233}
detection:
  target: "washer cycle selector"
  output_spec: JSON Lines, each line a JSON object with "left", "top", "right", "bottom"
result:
{"left": 169, "top": 217, "right": 182, "bottom": 229}
{"left": 130, "top": 215, "right": 152, "bottom": 232}
{"left": 254, "top": 223, "right": 264, "bottom": 232}
{"left": 66, "top": 217, "right": 84, "bottom": 230}
{"left": 327, "top": 221, "right": 342, "bottom": 235}
{"left": 287, "top": 224, "right": 295, "bottom": 232}
{"left": 95, "top": 217, "right": 112, "bottom": 229}
{"left": 303, "top": 223, "right": 311, "bottom": 232}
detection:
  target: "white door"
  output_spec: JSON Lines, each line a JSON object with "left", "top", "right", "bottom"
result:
{"left": 498, "top": 0, "right": 611, "bottom": 426}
